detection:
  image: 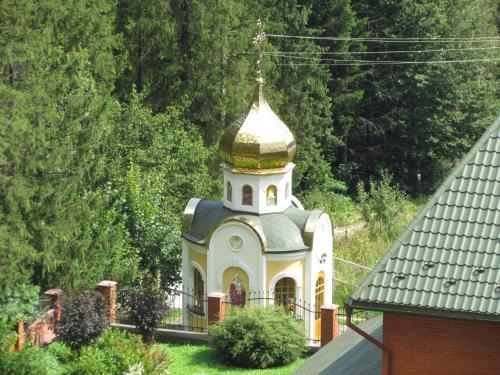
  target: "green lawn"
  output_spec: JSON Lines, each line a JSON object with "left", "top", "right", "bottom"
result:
{"left": 159, "top": 343, "right": 307, "bottom": 375}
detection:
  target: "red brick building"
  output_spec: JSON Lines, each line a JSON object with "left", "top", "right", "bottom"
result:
{"left": 296, "top": 118, "right": 500, "bottom": 375}
{"left": 382, "top": 313, "right": 500, "bottom": 375}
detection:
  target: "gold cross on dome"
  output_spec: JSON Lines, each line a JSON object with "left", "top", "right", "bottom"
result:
{"left": 252, "top": 18, "right": 266, "bottom": 83}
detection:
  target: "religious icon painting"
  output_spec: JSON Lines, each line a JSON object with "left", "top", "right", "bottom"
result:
{"left": 228, "top": 273, "right": 246, "bottom": 307}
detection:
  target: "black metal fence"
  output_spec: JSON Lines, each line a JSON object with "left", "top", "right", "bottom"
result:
{"left": 116, "top": 286, "right": 208, "bottom": 333}
{"left": 160, "top": 287, "right": 207, "bottom": 332}
{"left": 116, "top": 287, "right": 378, "bottom": 340}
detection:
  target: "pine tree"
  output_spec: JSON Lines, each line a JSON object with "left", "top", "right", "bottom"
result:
{"left": 350, "top": 0, "right": 499, "bottom": 194}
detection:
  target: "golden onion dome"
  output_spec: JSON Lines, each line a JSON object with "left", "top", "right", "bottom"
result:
{"left": 219, "top": 80, "right": 296, "bottom": 172}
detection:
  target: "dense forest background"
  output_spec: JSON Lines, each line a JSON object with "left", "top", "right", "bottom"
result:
{"left": 1, "top": 0, "right": 498, "bottom": 292}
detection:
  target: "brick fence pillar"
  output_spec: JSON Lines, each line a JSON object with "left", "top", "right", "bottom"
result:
{"left": 97, "top": 281, "right": 117, "bottom": 324}
{"left": 207, "top": 292, "right": 226, "bottom": 325}
{"left": 14, "top": 320, "right": 25, "bottom": 351}
{"left": 321, "top": 304, "right": 339, "bottom": 347}
{"left": 44, "top": 288, "right": 63, "bottom": 321}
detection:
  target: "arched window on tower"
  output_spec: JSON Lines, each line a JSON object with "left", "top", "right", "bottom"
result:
{"left": 266, "top": 185, "right": 277, "bottom": 206}
{"left": 227, "top": 181, "right": 232, "bottom": 202}
{"left": 285, "top": 182, "right": 290, "bottom": 200}
{"left": 242, "top": 185, "right": 253, "bottom": 206}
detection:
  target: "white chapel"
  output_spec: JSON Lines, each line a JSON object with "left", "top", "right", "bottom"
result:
{"left": 181, "top": 73, "right": 333, "bottom": 339}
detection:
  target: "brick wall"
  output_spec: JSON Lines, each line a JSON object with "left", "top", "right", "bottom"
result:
{"left": 383, "top": 312, "right": 500, "bottom": 375}
{"left": 15, "top": 281, "right": 116, "bottom": 351}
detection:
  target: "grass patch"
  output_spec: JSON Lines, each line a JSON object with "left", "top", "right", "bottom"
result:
{"left": 333, "top": 198, "right": 424, "bottom": 304}
{"left": 159, "top": 343, "right": 306, "bottom": 375}
{"left": 336, "top": 198, "right": 422, "bottom": 265}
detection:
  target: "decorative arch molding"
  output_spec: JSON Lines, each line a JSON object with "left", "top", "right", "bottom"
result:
{"left": 182, "top": 198, "right": 202, "bottom": 233}
{"left": 208, "top": 217, "right": 267, "bottom": 251}
{"left": 269, "top": 271, "right": 303, "bottom": 292}
{"left": 216, "top": 260, "right": 256, "bottom": 291}
{"left": 268, "top": 270, "right": 303, "bottom": 305}
{"left": 303, "top": 209, "right": 325, "bottom": 247}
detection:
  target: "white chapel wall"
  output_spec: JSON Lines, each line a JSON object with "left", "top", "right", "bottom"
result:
{"left": 207, "top": 221, "right": 264, "bottom": 295}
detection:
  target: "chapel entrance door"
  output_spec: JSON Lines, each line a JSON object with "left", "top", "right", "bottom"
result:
{"left": 315, "top": 273, "right": 325, "bottom": 340}
{"left": 275, "top": 277, "right": 296, "bottom": 315}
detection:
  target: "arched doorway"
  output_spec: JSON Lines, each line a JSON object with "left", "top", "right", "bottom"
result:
{"left": 275, "top": 277, "right": 296, "bottom": 315}
{"left": 315, "top": 273, "right": 325, "bottom": 340}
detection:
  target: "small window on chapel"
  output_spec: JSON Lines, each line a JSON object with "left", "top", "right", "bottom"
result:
{"left": 285, "top": 182, "right": 290, "bottom": 200}
{"left": 193, "top": 268, "right": 204, "bottom": 312}
{"left": 227, "top": 181, "right": 232, "bottom": 202}
{"left": 266, "top": 185, "right": 277, "bottom": 206}
{"left": 242, "top": 185, "right": 253, "bottom": 206}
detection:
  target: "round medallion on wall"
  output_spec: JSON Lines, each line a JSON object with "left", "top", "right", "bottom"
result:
{"left": 229, "top": 235, "right": 244, "bottom": 251}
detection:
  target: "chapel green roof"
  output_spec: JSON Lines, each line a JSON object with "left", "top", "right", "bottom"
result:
{"left": 348, "top": 117, "right": 500, "bottom": 321}
{"left": 182, "top": 200, "right": 321, "bottom": 253}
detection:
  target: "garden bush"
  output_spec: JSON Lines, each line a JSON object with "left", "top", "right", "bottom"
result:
{"left": 46, "top": 341, "right": 74, "bottom": 364}
{"left": 210, "top": 306, "right": 307, "bottom": 369}
{"left": 122, "top": 273, "right": 169, "bottom": 343}
{"left": 56, "top": 288, "right": 109, "bottom": 349}
{"left": 68, "top": 328, "right": 170, "bottom": 375}
{"left": 0, "top": 346, "right": 62, "bottom": 375}
{"left": 357, "top": 171, "right": 408, "bottom": 240}
{"left": 301, "top": 188, "right": 358, "bottom": 226}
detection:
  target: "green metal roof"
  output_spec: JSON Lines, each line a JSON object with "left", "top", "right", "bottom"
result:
{"left": 293, "top": 316, "right": 382, "bottom": 375}
{"left": 184, "top": 200, "right": 313, "bottom": 253}
{"left": 349, "top": 117, "right": 500, "bottom": 321}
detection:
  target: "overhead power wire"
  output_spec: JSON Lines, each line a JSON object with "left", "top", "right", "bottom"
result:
{"left": 234, "top": 46, "right": 500, "bottom": 56}
{"left": 264, "top": 55, "right": 500, "bottom": 62}
{"left": 265, "top": 33, "right": 500, "bottom": 43}
{"left": 275, "top": 58, "right": 500, "bottom": 66}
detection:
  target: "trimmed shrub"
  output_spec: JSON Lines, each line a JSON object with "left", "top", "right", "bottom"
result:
{"left": 56, "top": 289, "right": 109, "bottom": 349}
{"left": 67, "top": 345, "right": 111, "bottom": 375}
{"left": 0, "top": 346, "right": 62, "bottom": 375}
{"left": 210, "top": 306, "right": 307, "bottom": 368}
{"left": 46, "top": 341, "right": 74, "bottom": 364}
{"left": 122, "top": 273, "right": 169, "bottom": 343}
{"left": 67, "top": 328, "right": 170, "bottom": 375}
